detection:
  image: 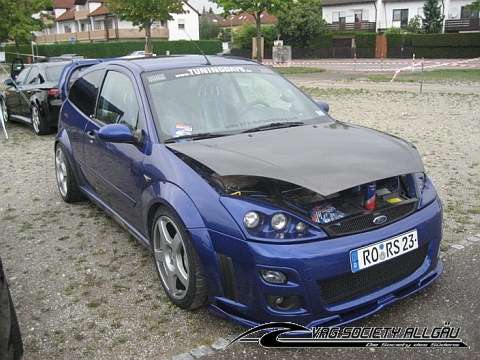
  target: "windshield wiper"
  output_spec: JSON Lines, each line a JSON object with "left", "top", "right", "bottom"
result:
{"left": 242, "top": 122, "right": 304, "bottom": 133}
{"left": 165, "top": 132, "right": 230, "bottom": 143}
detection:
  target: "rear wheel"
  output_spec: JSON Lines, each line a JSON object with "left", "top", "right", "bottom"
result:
{"left": 55, "top": 145, "right": 84, "bottom": 203}
{"left": 31, "top": 104, "right": 50, "bottom": 135}
{"left": 0, "top": 99, "right": 8, "bottom": 139}
{"left": 151, "top": 207, "right": 208, "bottom": 310}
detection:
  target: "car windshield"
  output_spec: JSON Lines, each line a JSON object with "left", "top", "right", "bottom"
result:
{"left": 142, "top": 65, "right": 330, "bottom": 141}
{"left": 45, "top": 65, "right": 67, "bottom": 82}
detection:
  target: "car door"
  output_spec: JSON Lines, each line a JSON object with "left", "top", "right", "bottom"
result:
{"left": 4, "top": 66, "right": 33, "bottom": 118}
{"left": 82, "top": 68, "right": 146, "bottom": 229}
{"left": 17, "top": 65, "right": 41, "bottom": 118}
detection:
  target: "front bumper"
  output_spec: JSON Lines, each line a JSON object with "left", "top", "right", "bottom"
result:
{"left": 196, "top": 196, "right": 443, "bottom": 329}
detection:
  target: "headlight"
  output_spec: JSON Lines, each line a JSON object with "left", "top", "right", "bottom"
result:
{"left": 243, "top": 211, "right": 261, "bottom": 229}
{"left": 271, "top": 213, "right": 288, "bottom": 230}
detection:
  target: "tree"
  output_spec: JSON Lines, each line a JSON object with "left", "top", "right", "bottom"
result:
{"left": 422, "top": 0, "right": 444, "bottom": 33}
{"left": 0, "top": 0, "right": 53, "bottom": 47}
{"left": 212, "top": 0, "right": 295, "bottom": 62}
{"left": 199, "top": 19, "right": 221, "bottom": 40}
{"left": 276, "top": 0, "right": 327, "bottom": 48}
{"left": 232, "top": 22, "right": 277, "bottom": 49}
{"left": 466, "top": 0, "right": 480, "bottom": 11}
{"left": 106, "top": 0, "right": 185, "bottom": 56}
{"left": 406, "top": 15, "right": 423, "bottom": 33}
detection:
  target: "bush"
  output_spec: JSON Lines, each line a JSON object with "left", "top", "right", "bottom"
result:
{"left": 3, "top": 40, "right": 223, "bottom": 63}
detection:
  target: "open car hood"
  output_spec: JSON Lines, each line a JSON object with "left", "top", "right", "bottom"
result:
{"left": 166, "top": 122, "right": 425, "bottom": 196}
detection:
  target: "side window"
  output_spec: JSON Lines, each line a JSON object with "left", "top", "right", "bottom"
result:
{"left": 95, "top": 71, "right": 139, "bottom": 129}
{"left": 25, "top": 67, "right": 40, "bottom": 85}
{"left": 68, "top": 70, "right": 104, "bottom": 116}
{"left": 15, "top": 68, "right": 31, "bottom": 85}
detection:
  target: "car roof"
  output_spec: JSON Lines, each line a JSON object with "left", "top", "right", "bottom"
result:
{"left": 102, "top": 55, "right": 259, "bottom": 73}
{"left": 32, "top": 61, "right": 72, "bottom": 68}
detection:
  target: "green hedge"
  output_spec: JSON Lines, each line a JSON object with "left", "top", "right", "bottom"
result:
{"left": 387, "top": 33, "right": 480, "bottom": 58}
{"left": 3, "top": 40, "right": 223, "bottom": 63}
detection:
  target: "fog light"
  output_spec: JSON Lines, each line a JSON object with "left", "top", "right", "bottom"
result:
{"left": 266, "top": 295, "right": 301, "bottom": 311}
{"left": 295, "top": 222, "right": 307, "bottom": 233}
{"left": 271, "top": 213, "right": 288, "bottom": 230}
{"left": 243, "top": 211, "right": 260, "bottom": 229}
{"left": 260, "top": 269, "right": 288, "bottom": 284}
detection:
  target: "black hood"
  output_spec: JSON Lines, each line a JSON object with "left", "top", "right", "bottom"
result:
{"left": 166, "top": 122, "right": 424, "bottom": 196}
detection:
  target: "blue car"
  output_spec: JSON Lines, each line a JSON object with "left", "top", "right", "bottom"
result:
{"left": 54, "top": 55, "right": 443, "bottom": 329}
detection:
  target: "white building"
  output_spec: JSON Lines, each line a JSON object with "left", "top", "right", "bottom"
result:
{"left": 321, "top": 0, "right": 480, "bottom": 33}
{"left": 34, "top": 0, "right": 200, "bottom": 44}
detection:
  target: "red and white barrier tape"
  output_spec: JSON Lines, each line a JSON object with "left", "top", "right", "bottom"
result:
{"left": 391, "top": 57, "right": 480, "bottom": 81}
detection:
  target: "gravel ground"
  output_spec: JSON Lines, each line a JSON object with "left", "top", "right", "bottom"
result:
{"left": 0, "top": 71, "right": 479, "bottom": 359}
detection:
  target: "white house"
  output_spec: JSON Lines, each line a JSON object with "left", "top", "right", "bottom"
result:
{"left": 321, "top": 0, "right": 480, "bottom": 33}
{"left": 34, "top": 0, "right": 200, "bottom": 44}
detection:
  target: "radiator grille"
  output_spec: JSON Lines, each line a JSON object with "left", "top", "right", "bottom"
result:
{"left": 317, "top": 242, "right": 429, "bottom": 305}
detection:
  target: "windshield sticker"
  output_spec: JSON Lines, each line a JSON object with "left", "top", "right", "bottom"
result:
{"left": 146, "top": 73, "right": 166, "bottom": 83}
{"left": 170, "top": 123, "right": 193, "bottom": 138}
{"left": 176, "top": 66, "right": 252, "bottom": 78}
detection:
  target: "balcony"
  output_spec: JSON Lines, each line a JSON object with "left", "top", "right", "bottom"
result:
{"left": 444, "top": 18, "right": 480, "bottom": 32}
{"left": 34, "top": 28, "right": 169, "bottom": 44}
{"left": 327, "top": 21, "right": 376, "bottom": 32}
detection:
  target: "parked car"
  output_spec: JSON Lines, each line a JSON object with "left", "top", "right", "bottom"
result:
{"left": 9, "top": 58, "right": 25, "bottom": 81}
{"left": 42, "top": 54, "right": 85, "bottom": 62}
{"left": 121, "top": 50, "right": 157, "bottom": 58}
{"left": 1, "top": 61, "right": 70, "bottom": 135}
{"left": 54, "top": 55, "right": 443, "bottom": 329}
{"left": 0, "top": 255, "right": 24, "bottom": 360}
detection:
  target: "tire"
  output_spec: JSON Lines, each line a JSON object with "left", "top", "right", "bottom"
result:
{"left": 0, "top": 98, "right": 8, "bottom": 123}
{"left": 54, "top": 145, "right": 84, "bottom": 203}
{"left": 0, "top": 261, "right": 24, "bottom": 360}
{"left": 31, "top": 103, "right": 50, "bottom": 135}
{"left": 151, "top": 207, "right": 208, "bottom": 310}
{"left": 0, "top": 99, "right": 8, "bottom": 140}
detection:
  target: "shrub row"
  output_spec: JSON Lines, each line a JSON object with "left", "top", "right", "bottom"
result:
{"left": 3, "top": 40, "right": 223, "bottom": 63}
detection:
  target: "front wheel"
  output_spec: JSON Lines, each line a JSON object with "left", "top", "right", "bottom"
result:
{"left": 151, "top": 207, "right": 208, "bottom": 310}
{"left": 55, "top": 145, "right": 84, "bottom": 203}
{"left": 31, "top": 104, "right": 50, "bottom": 135}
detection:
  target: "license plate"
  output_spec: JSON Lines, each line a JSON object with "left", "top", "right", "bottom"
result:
{"left": 350, "top": 230, "right": 418, "bottom": 273}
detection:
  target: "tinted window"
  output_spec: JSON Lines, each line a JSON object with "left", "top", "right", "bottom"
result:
{"left": 45, "top": 65, "right": 68, "bottom": 82}
{"left": 25, "top": 66, "right": 40, "bottom": 85}
{"left": 95, "top": 71, "right": 139, "bottom": 128}
{"left": 68, "top": 70, "right": 104, "bottom": 116}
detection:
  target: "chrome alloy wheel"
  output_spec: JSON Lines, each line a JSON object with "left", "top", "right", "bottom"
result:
{"left": 55, "top": 146, "right": 69, "bottom": 199}
{"left": 153, "top": 215, "right": 190, "bottom": 301}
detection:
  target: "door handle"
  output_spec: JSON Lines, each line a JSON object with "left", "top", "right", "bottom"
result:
{"left": 86, "top": 130, "right": 96, "bottom": 140}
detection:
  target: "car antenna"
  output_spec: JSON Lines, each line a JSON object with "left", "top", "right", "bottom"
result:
{"left": 183, "top": 30, "right": 211, "bottom": 65}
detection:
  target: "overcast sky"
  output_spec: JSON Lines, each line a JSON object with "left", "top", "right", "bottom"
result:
{"left": 188, "top": 0, "right": 221, "bottom": 13}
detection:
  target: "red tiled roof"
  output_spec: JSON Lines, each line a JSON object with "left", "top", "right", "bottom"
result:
{"left": 57, "top": 9, "right": 75, "bottom": 21}
{"left": 221, "top": 10, "right": 278, "bottom": 27}
{"left": 89, "top": 5, "right": 109, "bottom": 17}
{"left": 53, "top": 0, "right": 75, "bottom": 8}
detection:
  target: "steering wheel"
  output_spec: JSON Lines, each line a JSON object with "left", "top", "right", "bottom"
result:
{"left": 237, "top": 100, "right": 270, "bottom": 118}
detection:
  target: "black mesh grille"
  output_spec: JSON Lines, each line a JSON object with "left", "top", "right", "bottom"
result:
{"left": 323, "top": 200, "right": 418, "bottom": 237}
{"left": 317, "top": 242, "right": 429, "bottom": 305}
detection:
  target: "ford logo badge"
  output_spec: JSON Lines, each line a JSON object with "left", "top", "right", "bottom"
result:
{"left": 373, "top": 215, "right": 388, "bottom": 225}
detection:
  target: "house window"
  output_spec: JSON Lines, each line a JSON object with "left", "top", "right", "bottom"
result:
{"left": 393, "top": 9, "right": 409, "bottom": 27}
{"left": 461, "top": 7, "right": 479, "bottom": 18}
{"left": 333, "top": 12, "right": 346, "bottom": 23}
{"left": 94, "top": 22, "right": 102, "bottom": 30}
{"left": 178, "top": 19, "right": 185, "bottom": 30}
{"left": 354, "top": 10, "right": 362, "bottom": 22}
{"left": 64, "top": 25, "right": 72, "bottom": 33}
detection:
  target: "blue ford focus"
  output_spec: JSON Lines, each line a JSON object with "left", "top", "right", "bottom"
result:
{"left": 54, "top": 55, "right": 443, "bottom": 328}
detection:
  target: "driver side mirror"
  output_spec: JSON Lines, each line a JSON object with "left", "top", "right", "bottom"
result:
{"left": 3, "top": 78, "right": 14, "bottom": 86}
{"left": 98, "top": 123, "right": 144, "bottom": 147}
{"left": 316, "top": 101, "right": 329, "bottom": 113}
